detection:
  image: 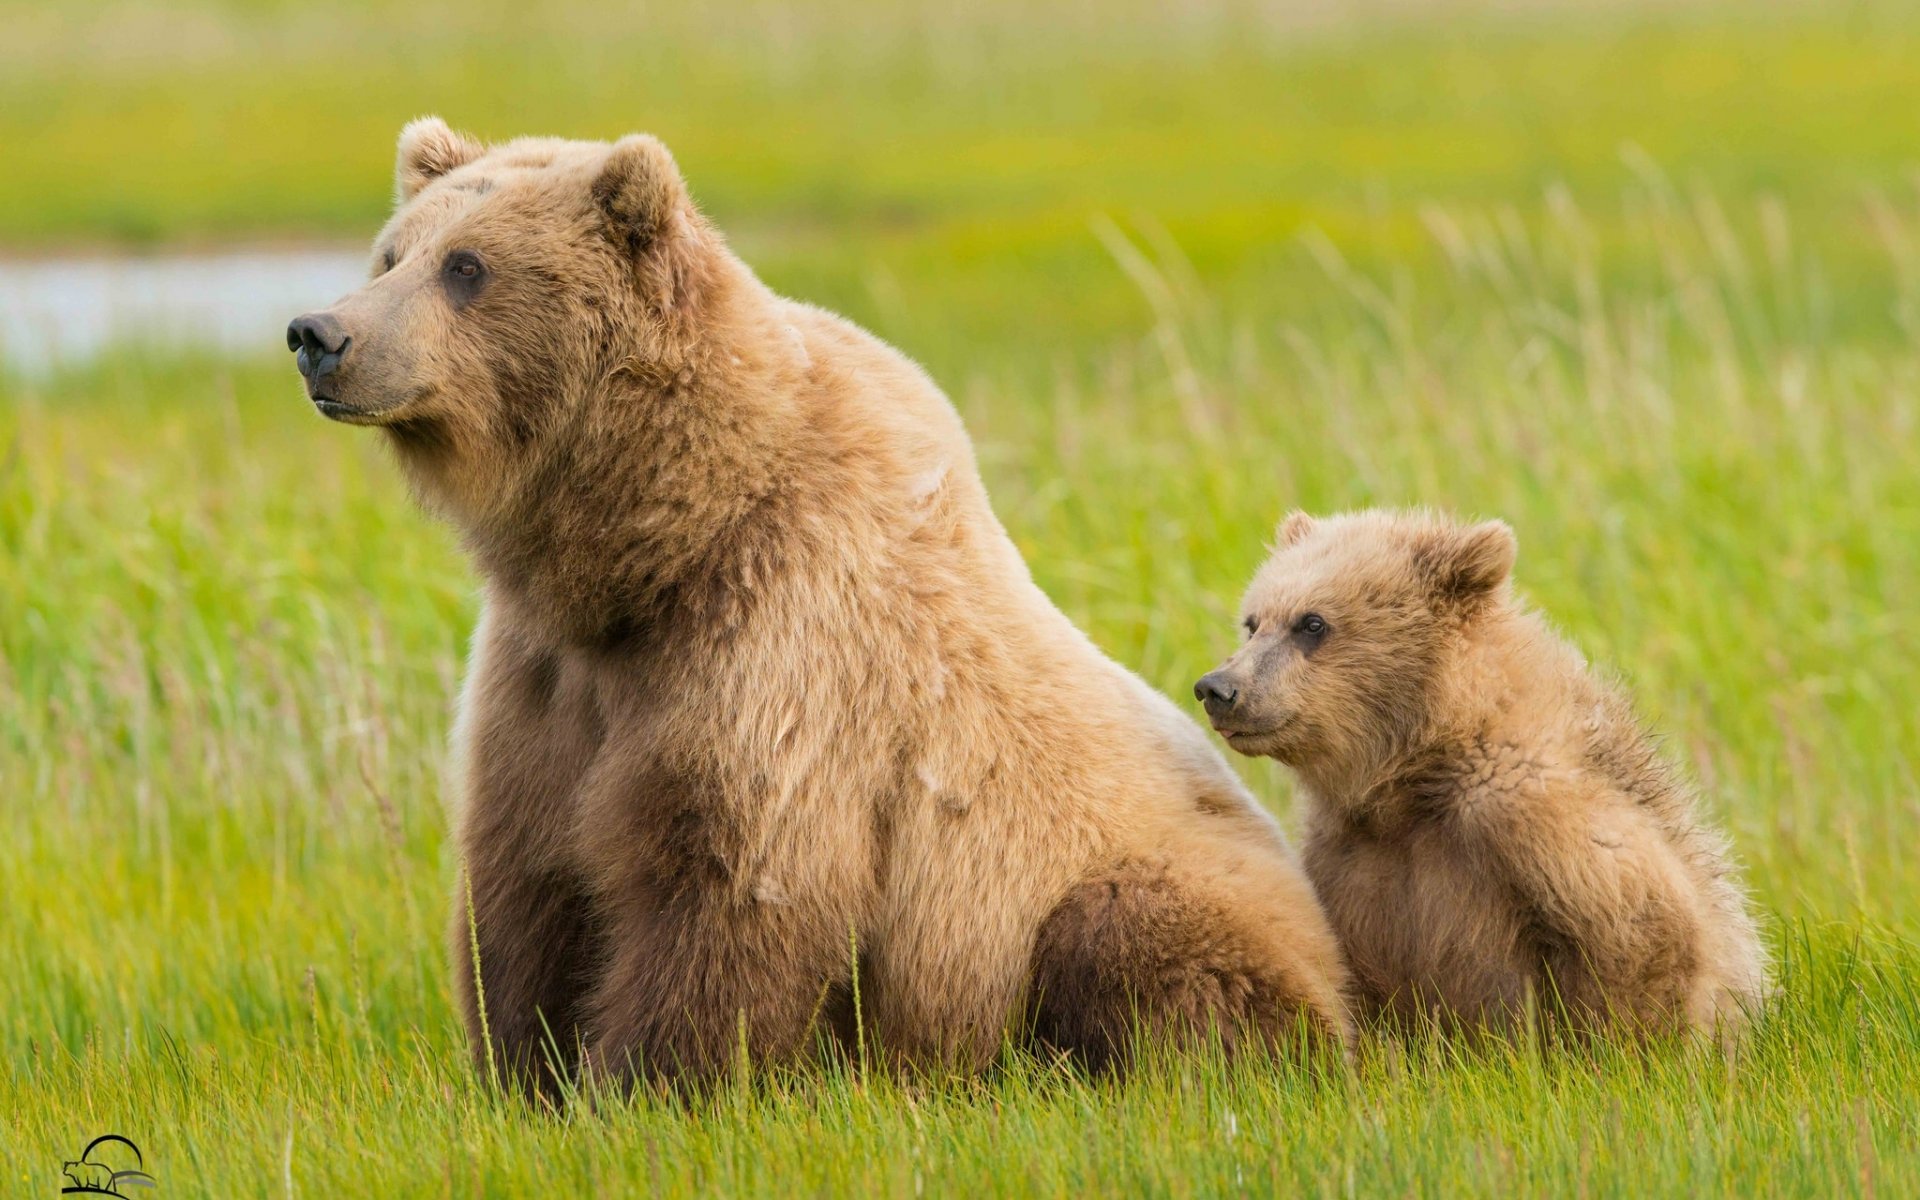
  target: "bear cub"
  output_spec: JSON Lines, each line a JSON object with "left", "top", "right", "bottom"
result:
{"left": 1196, "top": 509, "right": 1767, "bottom": 1035}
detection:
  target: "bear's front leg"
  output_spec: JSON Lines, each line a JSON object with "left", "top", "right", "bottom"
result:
{"left": 450, "top": 607, "right": 609, "bottom": 1099}
{"left": 565, "top": 718, "right": 877, "bottom": 1088}
{"left": 451, "top": 856, "right": 598, "bottom": 1101}
{"left": 579, "top": 883, "right": 854, "bottom": 1089}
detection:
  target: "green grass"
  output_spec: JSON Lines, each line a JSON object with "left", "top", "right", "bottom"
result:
{"left": 5, "top": 1, "right": 1920, "bottom": 1195}
{"left": 5, "top": 0, "right": 1920, "bottom": 366}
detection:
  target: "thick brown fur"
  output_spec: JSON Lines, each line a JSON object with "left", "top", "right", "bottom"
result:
{"left": 1198, "top": 509, "right": 1767, "bottom": 1037}
{"left": 296, "top": 118, "right": 1351, "bottom": 1095}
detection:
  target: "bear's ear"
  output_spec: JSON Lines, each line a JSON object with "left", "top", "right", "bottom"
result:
{"left": 1417, "top": 519, "right": 1517, "bottom": 607}
{"left": 1276, "top": 510, "right": 1318, "bottom": 548}
{"left": 395, "top": 117, "right": 485, "bottom": 202}
{"left": 592, "top": 134, "right": 688, "bottom": 255}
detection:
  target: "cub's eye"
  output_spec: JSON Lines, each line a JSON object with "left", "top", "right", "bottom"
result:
{"left": 1295, "top": 613, "right": 1329, "bottom": 638}
{"left": 445, "top": 251, "right": 483, "bottom": 279}
{"left": 380, "top": 248, "right": 397, "bottom": 274}
{"left": 1242, "top": 616, "right": 1259, "bottom": 637}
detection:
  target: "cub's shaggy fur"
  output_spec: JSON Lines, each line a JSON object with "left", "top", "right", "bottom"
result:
{"left": 292, "top": 119, "right": 1351, "bottom": 1093}
{"left": 1196, "top": 509, "right": 1767, "bottom": 1035}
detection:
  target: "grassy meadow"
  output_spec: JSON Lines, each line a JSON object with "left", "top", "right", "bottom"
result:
{"left": 4, "top": 0, "right": 1920, "bottom": 1194}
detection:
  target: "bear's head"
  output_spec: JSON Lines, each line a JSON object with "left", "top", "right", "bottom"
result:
{"left": 286, "top": 118, "right": 720, "bottom": 518}
{"left": 1195, "top": 509, "right": 1516, "bottom": 781}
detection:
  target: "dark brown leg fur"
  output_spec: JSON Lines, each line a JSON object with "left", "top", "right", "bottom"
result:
{"left": 451, "top": 864, "right": 598, "bottom": 1102}
{"left": 1030, "top": 860, "right": 1340, "bottom": 1071}
{"left": 581, "top": 890, "right": 852, "bottom": 1090}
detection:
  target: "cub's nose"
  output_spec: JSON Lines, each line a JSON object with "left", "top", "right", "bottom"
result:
{"left": 286, "top": 312, "right": 351, "bottom": 382}
{"left": 1194, "top": 671, "right": 1238, "bottom": 714}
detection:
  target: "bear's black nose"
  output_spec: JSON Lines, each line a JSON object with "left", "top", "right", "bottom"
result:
{"left": 1194, "top": 672, "right": 1238, "bottom": 712}
{"left": 287, "top": 312, "right": 351, "bottom": 382}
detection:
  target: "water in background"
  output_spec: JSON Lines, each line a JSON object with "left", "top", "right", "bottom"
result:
{"left": 0, "top": 248, "right": 369, "bottom": 372}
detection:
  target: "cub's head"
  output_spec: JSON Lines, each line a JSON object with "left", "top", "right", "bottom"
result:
{"left": 286, "top": 118, "right": 715, "bottom": 512}
{"left": 1194, "top": 509, "right": 1516, "bottom": 772}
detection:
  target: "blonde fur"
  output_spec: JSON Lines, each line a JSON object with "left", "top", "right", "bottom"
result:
{"left": 1200, "top": 509, "right": 1767, "bottom": 1036}
{"left": 299, "top": 121, "right": 1352, "bottom": 1093}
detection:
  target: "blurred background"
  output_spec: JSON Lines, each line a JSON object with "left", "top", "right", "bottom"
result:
{"left": 5, "top": 1, "right": 1918, "bottom": 1193}
{"left": 6, "top": 0, "right": 1920, "bottom": 368}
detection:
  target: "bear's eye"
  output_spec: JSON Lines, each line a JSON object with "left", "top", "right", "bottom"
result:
{"left": 441, "top": 251, "right": 489, "bottom": 307}
{"left": 1294, "top": 613, "right": 1329, "bottom": 639}
{"left": 380, "top": 247, "right": 397, "bottom": 274}
{"left": 1242, "top": 616, "right": 1259, "bottom": 638}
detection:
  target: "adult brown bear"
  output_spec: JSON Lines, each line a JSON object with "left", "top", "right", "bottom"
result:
{"left": 287, "top": 118, "right": 1350, "bottom": 1094}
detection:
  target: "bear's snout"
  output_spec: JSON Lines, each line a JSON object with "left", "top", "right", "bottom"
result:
{"left": 1194, "top": 670, "right": 1239, "bottom": 717}
{"left": 287, "top": 311, "right": 352, "bottom": 403}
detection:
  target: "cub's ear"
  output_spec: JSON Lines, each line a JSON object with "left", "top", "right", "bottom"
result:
{"left": 592, "top": 134, "right": 689, "bottom": 255}
{"left": 395, "top": 117, "right": 484, "bottom": 202}
{"left": 1276, "top": 510, "right": 1318, "bottom": 548}
{"left": 1417, "top": 519, "right": 1517, "bottom": 606}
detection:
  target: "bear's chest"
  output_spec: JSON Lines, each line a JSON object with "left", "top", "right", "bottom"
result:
{"left": 1304, "top": 822, "right": 1541, "bottom": 1024}
{"left": 456, "top": 636, "right": 616, "bottom": 862}
{"left": 463, "top": 628, "right": 890, "bottom": 898}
